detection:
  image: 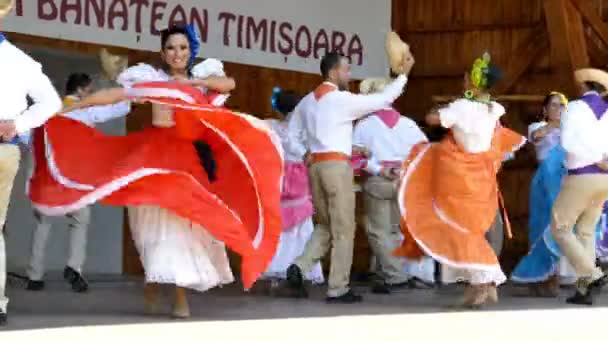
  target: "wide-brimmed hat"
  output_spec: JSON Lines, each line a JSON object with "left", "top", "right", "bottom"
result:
{"left": 0, "top": 0, "right": 14, "bottom": 18}
{"left": 385, "top": 31, "right": 412, "bottom": 75}
{"left": 574, "top": 68, "right": 608, "bottom": 92}
{"left": 99, "top": 48, "right": 128, "bottom": 81}
{"left": 360, "top": 77, "right": 391, "bottom": 94}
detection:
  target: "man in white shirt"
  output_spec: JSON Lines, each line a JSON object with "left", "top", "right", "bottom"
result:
{"left": 25, "top": 73, "right": 129, "bottom": 293}
{"left": 0, "top": 0, "right": 63, "bottom": 324}
{"left": 352, "top": 78, "right": 431, "bottom": 294}
{"left": 286, "top": 51, "right": 413, "bottom": 303}
{"left": 550, "top": 69, "right": 608, "bottom": 305}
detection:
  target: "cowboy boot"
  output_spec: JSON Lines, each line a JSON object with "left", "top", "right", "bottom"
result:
{"left": 460, "top": 284, "right": 475, "bottom": 305}
{"left": 486, "top": 284, "right": 498, "bottom": 304}
{"left": 143, "top": 283, "right": 160, "bottom": 315}
{"left": 541, "top": 275, "right": 560, "bottom": 297}
{"left": 465, "top": 284, "right": 488, "bottom": 309}
{"left": 172, "top": 286, "right": 191, "bottom": 319}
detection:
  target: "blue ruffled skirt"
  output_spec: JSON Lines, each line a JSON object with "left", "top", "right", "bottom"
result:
{"left": 511, "top": 146, "right": 605, "bottom": 283}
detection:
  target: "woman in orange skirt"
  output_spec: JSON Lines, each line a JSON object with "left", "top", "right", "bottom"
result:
{"left": 394, "top": 52, "right": 525, "bottom": 308}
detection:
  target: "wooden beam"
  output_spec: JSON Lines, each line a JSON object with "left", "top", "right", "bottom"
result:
{"left": 544, "top": 0, "right": 589, "bottom": 70}
{"left": 405, "top": 23, "right": 539, "bottom": 34}
{"left": 586, "top": 28, "right": 608, "bottom": 68}
{"left": 492, "top": 26, "right": 549, "bottom": 94}
{"left": 570, "top": 0, "right": 608, "bottom": 47}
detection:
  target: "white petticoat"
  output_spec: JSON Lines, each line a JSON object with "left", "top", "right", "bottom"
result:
{"left": 128, "top": 205, "right": 234, "bottom": 292}
{"left": 262, "top": 218, "right": 324, "bottom": 283}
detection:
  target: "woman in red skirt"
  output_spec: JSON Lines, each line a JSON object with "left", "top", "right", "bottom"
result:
{"left": 27, "top": 24, "right": 283, "bottom": 318}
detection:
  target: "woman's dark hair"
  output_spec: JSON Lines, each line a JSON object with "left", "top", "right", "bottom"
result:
{"left": 159, "top": 24, "right": 193, "bottom": 75}
{"left": 160, "top": 25, "right": 189, "bottom": 50}
{"left": 65, "top": 73, "right": 92, "bottom": 95}
{"left": 542, "top": 93, "right": 557, "bottom": 108}
{"left": 275, "top": 90, "right": 301, "bottom": 115}
{"left": 484, "top": 64, "right": 503, "bottom": 90}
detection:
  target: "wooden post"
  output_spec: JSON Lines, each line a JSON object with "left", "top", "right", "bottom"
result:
{"left": 543, "top": 0, "right": 590, "bottom": 95}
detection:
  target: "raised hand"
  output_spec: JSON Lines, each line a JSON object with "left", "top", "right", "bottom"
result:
{"left": 0, "top": 121, "right": 17, "bottom": 142}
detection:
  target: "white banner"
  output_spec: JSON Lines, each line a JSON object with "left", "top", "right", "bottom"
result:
{"left": 4, "top": 0, "right": 391, "bottom": 79}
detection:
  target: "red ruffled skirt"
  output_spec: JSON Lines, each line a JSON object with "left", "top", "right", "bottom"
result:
{"left": 27, "top": 82, "right": 283, "bottom": 289}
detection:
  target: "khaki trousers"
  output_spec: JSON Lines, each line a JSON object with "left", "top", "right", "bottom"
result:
{"left": 26, "top": 207, "right": 91, "bottom": 281}
{"left": 362, "top": 176, "right": 408, "bottom": 284}
{"left": 551, "top": 174, "right": 608, "bottom": 282}
{"left": 0, "top": 145, "right": 21, "bottom": 312}
{"left": 295, "top": 160, "right": 355, "bottom": 297}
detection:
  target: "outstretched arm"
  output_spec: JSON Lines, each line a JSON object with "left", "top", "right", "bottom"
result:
{"left": 185, "top": 76, "right": 236, "bottom": 94}
{"left": 61, "top": 88, "right": 129, "bottom": 114}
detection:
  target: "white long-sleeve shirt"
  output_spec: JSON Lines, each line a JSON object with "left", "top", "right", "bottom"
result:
{"left": 19, "top": 97, "right": 130, "bottom": 146}
{"left": 62, "top": 100, "right": 131, "bottom": 127}
{"left": 291, "top": 75, "right": 408, "bottom": 156}
{"left": 0, "top": 39, "right": 62, "bottom": 134}
{"left": 561, "top": 93, "right": 608, "bottom": 169}
{"left": 266, "top": 118, "right": 306, "bottom": 162}
{"left": 353, "top": 113, "right": 427, "bottom": 175}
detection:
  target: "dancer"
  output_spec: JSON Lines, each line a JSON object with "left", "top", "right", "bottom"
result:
{"left": 261, "top": 88, "right": 324, "bottom": 285}
{"left": 286, "top": 42, "right": 414, "bottom": 303}
{"left": 550, "top": 68, "right": 608, "bottom": 305}
{"left": 510, "top": 92, "right": 581, "bottom": 296}
{"left": 394, "top": 52, "right": 526, "bottom": 308}
{"left": 27, "top": 24, "right": 283, "bottom": 318}
{"left": 352, "top": 77, "right": 434, "bottom": 294}
{"left": 26, "top": 72, "right": 130, "bottom": 293}
{"left": 0, "top": 0, "right": 63, "bottom": 325}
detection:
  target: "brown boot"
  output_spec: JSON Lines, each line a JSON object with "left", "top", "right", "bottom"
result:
{"left": 172, "top": 286, "right": 191, "bottom": 319}
{"left": 486, "top": 284, "right": 498, "bottom": 304}
{"left": 529, "top": 276, "right": 560, "bottom": 298}
{"left": 460, "top": 284, "right": 487, "bottom": 309}
{"left": 542, "top": 275, "right": 560, "bottom": 297}
{"left": 143, "top": 283, "right": 160, "bottom": 315}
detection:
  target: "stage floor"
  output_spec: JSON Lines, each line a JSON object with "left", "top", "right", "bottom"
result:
{"left": 1, "top": 276, "right": 606, "bottom": 340}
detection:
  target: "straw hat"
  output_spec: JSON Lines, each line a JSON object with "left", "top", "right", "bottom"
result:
{"left": 0, "top": 0, "right": 14, "bottom": 18}
{"left": 385, "top": 31, "right": 412, "bottom": 74}
{"left": 574, "top": 68, "right": 608, "bottom": 93}
{"left": 99, "top": 48, "right": 129, "bottom": 81}
{"left": 360, "top": 77, "right": 391, "bottom": 94}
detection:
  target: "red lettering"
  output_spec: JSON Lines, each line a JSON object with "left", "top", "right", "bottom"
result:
{"left": 60, "top": 0, "right": 83, "bottom": 25}
{"left": 347, "top": 35, "right": 363, "bottom": 66}
{"left": 130, "top": 0, "right": 149, "bottom": 33}
{"left": 313, "top": 29, "right": 329, "bottom": 59}
{"left": 108, "top": 0, "right": 128, "bottom": 31}
{"left": 84, "top": 0, "right": 105, "bottom": 27}
{"left": 218, "top": 12, "right": 236, "bottom": 46}
{"left": 237, "top": 14, "right": 244, "bottom": 48}
{"left": 149, "top": 0, "right": 166, "bottom": 35}
{"left": 277, "top": 22, "right": 293, "bottom": 55}
{"left": 167, "top": 4, "right": 186, "bottom": 27}
{"left": 38, "top": 0, "right": 58, "bottom": 21}
{"left": 246, "top": 17, "right": 267, "bottom": 51}
{"left": 269, "top": 20, "right": 277, "bottom": 53}
{"left": 295, "top": 26, "right": 311, "bottom": 58}
{"left": 189, "top": 8, "right": 208, "bottom": 43}
{"left": 14, "top": 0, "right": 23, "bottom": 16}
{"left": 331, "top": 31, "right": 346, "bottom": 55}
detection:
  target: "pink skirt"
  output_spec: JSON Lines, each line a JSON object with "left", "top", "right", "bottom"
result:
{"left": 281, "top": 162, "right": 313, "bottom": 230}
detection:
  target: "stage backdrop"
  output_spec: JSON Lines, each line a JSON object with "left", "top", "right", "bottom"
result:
{"left": 4, "top": 0, "right": 391, "bottom": 79}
